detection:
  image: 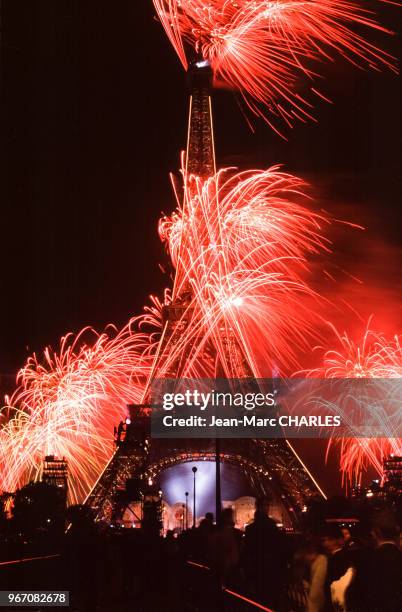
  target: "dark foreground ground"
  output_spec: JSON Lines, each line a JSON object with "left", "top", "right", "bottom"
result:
{"left": 0, "top": 546, "right": 267, "bottom": 612}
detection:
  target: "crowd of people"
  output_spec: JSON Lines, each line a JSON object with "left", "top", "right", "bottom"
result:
{"left": 4, "top": 494, "right": 399, "bottom": 611}
{"left": 2, "top": 463, "right": 401, "bottom": 611}
{"left": 175, "top": 497, "right": 402, "bottom": 611}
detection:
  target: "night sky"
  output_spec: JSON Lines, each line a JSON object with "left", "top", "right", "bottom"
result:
{"left": 2, "top": 2, "right": 401, "bottom": 494}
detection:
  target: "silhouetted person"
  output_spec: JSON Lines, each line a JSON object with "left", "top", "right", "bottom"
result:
{"left": 347, "top": 511, "right": 402, "bottom": 612}
{"left": 195, "top": 512, "right": 216, "bottom": 562}
{"left": 243, "top": 497, "right": 288, "bottom": 609}
{"left": 64, "top": 506, "right": 100, "bottom": 612}
{"left": 164, "top": 530, "right": 182, "bottom": 610}
{"left": 198, "top": 511, "right": 215, "bottom": 537}
{"left": 321, "top": 523, "right": 352, "bottom": 611}
{"left": 340, "top": 525, "right": 366, "bottom": 555}
{"left": 302, "top": 543, "right": 328, "bottom": 612}
{"left": 202, "top": 508, "right": 241, "bottom": 611}
{"left": 321, "top": 524, "right": 350, "bottom": 582}
{"left": 370, "top": 514, "right": 402, "bottom": 611}
{"left": 208, "top": 508, "right": 240, "bottom": 585}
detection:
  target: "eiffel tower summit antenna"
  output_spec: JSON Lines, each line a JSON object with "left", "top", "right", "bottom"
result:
{"left": 185, "top": 58, "right": 216, "bottom": 178}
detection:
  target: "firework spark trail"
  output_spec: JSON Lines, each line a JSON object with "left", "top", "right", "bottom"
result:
{"left": 0, "top": 321, "right": 156, "bottom": 502}
{"left": 304, "top": 323, "right": 402, "bottom": 484}
{"left": 0, "top": 163, "right": 331, "bottom": 502}
{"left": 0, "top": 5, "right": 398, "bottom": 504}
{"left": 307, "top": 323, "right": 402, "bottom": 379}
{"left": 154, "top": 1, "right": 397, "bottom": 134}
{"left": 2, "top": 162, "right": 398, "bottom": 496}
{"left": 2, "top": 165, "right": 398, "bottom": 496}
{"left": 156, "top": 163, "right": 330, "bottom": 378}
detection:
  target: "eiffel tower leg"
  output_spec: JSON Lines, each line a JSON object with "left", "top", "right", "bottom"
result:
{"left": 85, "top": 414, "right": 150, "bottom": 522}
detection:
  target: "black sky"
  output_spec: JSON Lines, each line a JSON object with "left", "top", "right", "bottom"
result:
{"left": 1, "top": 0, "right": 400, "bottom": 495}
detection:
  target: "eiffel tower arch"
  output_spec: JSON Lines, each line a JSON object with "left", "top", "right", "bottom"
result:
{"left": 86, "top": 405, "right": 325, "bottom": 527}
{"left": 85, "top": 60, "right": 326, "bottom": 525}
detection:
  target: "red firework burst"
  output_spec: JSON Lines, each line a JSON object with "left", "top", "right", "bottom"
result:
{"left": 1, "top": 164, "right": 331, "bottom": 500}
{"left": 306, "top": 322, "right": 402, "bottom": 484}
{"left": 0, "top": 321, "right": 155, "bottom": 502}
{"left": 153, "top": 0, "right": 397, "bottom": 134}
{"left": 157, "top": 162, "right": 330, "bottom": 378}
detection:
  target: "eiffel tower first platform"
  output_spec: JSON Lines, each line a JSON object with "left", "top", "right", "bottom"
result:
{"left": 85, "top": 61, "right": 326, "bottom": 527}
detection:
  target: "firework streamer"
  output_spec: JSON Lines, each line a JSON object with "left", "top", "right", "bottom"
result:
{"left": 0, "top": 320, "right": 156, "bottom": 503}
{"left": 302, "top": 323, "right": 402, "bottom": 485}
{"left": 157, "top": 163, "right": 330, "bottom": 378}
{"left": 154, "top": 0, "right": 397, "bottom": 135}
{"left": 1, "top": 2, "right": 399, "bottom": 506}
{"left": 1, "top": 164, "right": 333, "bottom": 501}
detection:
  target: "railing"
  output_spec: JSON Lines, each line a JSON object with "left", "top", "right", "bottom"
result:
{"left": 0, "top": 554, "right": 60, "bottom": 567}
{"left": 187, "top": 560, "right": 275, "bottom": 612}
{"left": 1, "top": 553, "right": 275, "bottom": 611}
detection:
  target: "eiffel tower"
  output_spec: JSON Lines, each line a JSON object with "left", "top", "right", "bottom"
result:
{"left": 85, "top": 61, "right": 326, "bottom": 525}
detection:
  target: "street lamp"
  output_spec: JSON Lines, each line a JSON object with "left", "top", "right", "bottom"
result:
{"left": 185, "top": 491, "right": 189, "bottom": 529}
{"left": 215, "top": 437, "right": 222, "bottom": 524}
{"left": 192, "top": 466, "right": 197, "bottom": 528}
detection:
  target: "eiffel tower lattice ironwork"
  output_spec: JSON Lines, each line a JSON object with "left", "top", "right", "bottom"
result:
{"left": 84, "top": 61, "right": 326, "bottom": 524}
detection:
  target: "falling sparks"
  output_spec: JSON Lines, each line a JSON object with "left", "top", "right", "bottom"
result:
{"left": 308, "top": 322, "right": 402, "bottom": 379}
{"left": 156, "top": 163, "right": 329, "bottom": 379}
{"left": 305, "top": 323, "right": 402, "bottom": 484}
{"left": 153, "top": 0, "right": 397, "bottom": 134}
{"left": 0, "top": 3, "right": 399, "bottom": 501}
{"left": 0, "top": 164, "right": 331, "bottom": 500}
{"left": 0, "top": 322, "right": 156, "bottom": 503}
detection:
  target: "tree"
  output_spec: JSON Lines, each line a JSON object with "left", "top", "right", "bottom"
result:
{"left": 12, "top": 481, "right": 65, "bottom": 539}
